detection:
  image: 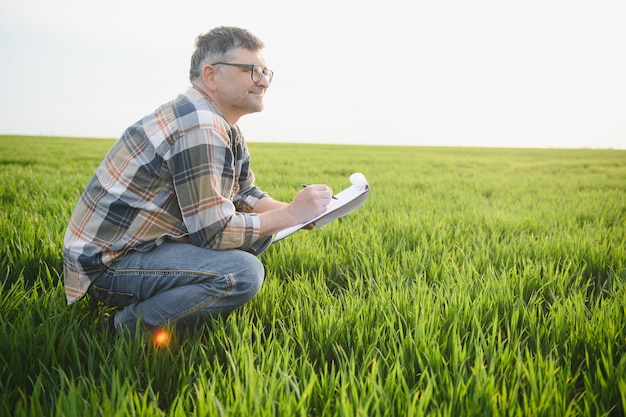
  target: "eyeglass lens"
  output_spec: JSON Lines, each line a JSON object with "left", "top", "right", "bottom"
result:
{"left": 253, "top": 65, "right": 273, "bottom": 83}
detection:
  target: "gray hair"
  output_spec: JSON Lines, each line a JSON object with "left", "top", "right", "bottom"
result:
{"left": 189, "top": 26, "right": 265, "bottom": 83}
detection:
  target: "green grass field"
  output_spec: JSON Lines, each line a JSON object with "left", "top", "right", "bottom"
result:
{"left": 1, "top": 135, "right": 625, "bottom": 416}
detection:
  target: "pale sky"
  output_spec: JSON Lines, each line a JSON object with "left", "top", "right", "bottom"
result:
{"left": 1, "top": 0, "right": 625, "bottom": 149}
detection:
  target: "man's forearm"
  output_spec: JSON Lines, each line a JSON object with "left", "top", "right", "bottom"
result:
{"left": 253, "top": 196, "right": 288, "bottom": 213}
{"left": 253, "top": 197, "right": 295, "bottom": 237}
{"left": 254, "top": 187, "right": 332, "bottom": 238}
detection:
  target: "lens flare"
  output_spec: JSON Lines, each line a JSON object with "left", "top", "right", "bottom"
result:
{"left": 152, "top": 329, "right": 170, "bottom": 347}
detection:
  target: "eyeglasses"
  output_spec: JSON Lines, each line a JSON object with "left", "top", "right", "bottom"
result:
{"left": 212, "top": 62, "right": 274, "bottom": 84}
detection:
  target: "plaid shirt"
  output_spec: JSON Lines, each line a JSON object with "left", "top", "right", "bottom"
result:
{"left": 63, "top": 87, "right": 268, "bottom": 304}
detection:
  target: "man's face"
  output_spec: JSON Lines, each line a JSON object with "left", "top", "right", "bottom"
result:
{"left": 213, "top": 48, "right": 271, "bottom": 122}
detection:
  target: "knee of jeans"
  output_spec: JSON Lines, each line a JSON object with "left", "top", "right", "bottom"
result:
{"left": 235, "top": 253, "right": 265, "bottom": 299}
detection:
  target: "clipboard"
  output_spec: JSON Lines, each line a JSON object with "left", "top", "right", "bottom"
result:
{"left": 273, "top": 173, "right": 370, "bottom": 242}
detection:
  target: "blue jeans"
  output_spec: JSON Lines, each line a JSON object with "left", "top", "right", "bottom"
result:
{"left": 88, "top": 238, "right": 272, "bottom": 339}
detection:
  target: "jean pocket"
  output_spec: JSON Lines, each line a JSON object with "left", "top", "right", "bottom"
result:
{"left": 90, "top": 284, "right": 138, "bottom": 307}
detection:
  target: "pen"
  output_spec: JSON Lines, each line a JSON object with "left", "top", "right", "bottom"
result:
{"left": 302, "top": 184, "right": 338, "bottom": 199}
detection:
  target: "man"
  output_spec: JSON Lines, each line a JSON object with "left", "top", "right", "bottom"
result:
{"left": 63, "top": 26, "right": 333, "bottom": 341}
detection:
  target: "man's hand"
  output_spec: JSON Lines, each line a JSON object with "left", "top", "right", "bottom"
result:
{"left": 286, "top": 184, "right": 333, "bottom": 225}
{"left": 255, "top": 184, "right": 332, "bottom": 238}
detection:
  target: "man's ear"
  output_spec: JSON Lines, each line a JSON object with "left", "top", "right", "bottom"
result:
{"left": 202, "top": 65, "right": 218, "bottom": 91}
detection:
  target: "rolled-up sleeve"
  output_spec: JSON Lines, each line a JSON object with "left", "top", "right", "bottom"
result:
{"left": 232, "top": 139, "right": 268, "bottom": 212}
{"left": 168, "top": 128, "right": 262, "bottom": 250}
